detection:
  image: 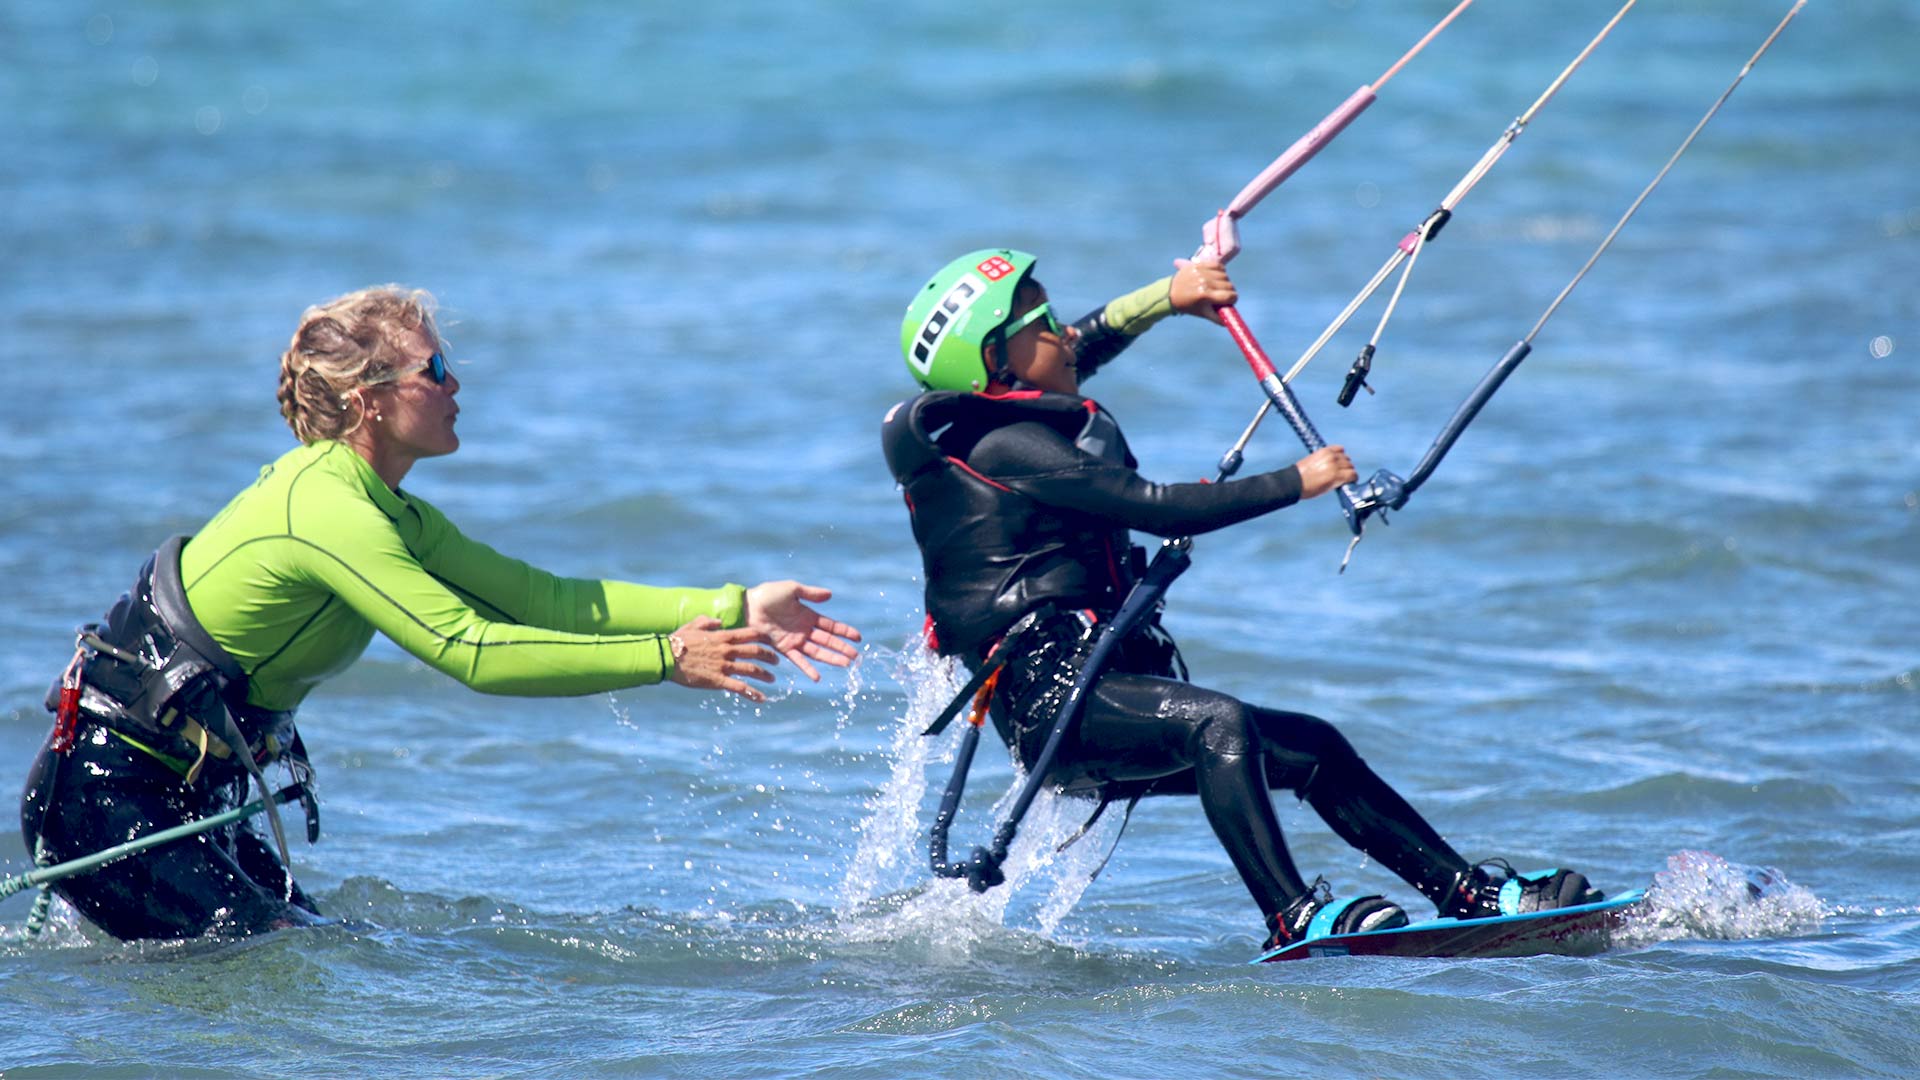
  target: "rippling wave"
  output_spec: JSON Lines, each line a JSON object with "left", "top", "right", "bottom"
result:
{"left": 5, "top": 1, "right": 1917, "bottom": 1076}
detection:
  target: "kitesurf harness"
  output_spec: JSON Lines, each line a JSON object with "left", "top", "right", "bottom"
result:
{"left": 44, "top": 535, "right": 317, "bottom": 871}
{"left": 923, "top": 543, "right": 1191, "bottom": 892}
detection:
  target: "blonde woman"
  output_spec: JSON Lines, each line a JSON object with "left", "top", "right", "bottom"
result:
{"left": 20, "top": 285, "right": 860, "bottom": 941}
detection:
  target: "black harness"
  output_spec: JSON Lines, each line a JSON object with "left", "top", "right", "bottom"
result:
{"left": 923, "top": 544, "right": 1192, "bottom": 892}
{"left": 46, "top": 536, "right": 318, "bottom": 863}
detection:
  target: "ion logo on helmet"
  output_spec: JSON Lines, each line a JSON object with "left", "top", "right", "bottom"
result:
{"left": 907, "top": 273, "right": 986, "bottom": 378}
{"left": 899, "top": 248, "right": 1039, "bottom": 393}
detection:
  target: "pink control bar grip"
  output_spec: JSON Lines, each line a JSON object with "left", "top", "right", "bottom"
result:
{"left": 1226, "top": 86, "right": 1377, "bottom": 217}
{"left": 1193, "top": 86, "right": 1377, "bottom": 265}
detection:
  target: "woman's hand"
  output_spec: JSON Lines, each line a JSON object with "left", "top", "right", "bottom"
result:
{"left": 743, "top": 581, "right": 863, "bottom": 680}
{"left": 1295, "top": 445, "right": 1358, "bottom": 500}
{"left": 1169, "top": 260, "right": 1238, "bottom": 324}
{"left": 667, "top": 616, "right": 780, "bottom": 702}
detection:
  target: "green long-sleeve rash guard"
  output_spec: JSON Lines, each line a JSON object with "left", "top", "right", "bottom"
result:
{"left": 179, "top": 440, "right": 745, "bottom": 712}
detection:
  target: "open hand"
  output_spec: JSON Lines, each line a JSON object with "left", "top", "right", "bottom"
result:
{"left": 667, "top": 616, "right": 779, "bottom": 702}
{"left": 743, "top": 581, "right": 863, "bottom": 681}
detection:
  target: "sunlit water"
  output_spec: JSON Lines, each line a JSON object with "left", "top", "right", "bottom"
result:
{"left": 3, "top": 2, "right": 1917, "bottom": 1077}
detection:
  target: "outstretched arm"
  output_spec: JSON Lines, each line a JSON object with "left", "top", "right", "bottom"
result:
{"left": 410, "top": 495, "right": 747, "bottom": 635}
{"left": 407, "top": 500, "right": 860, "bottom": 685}
{"left": 967, "top": 420, "right": 1343, "bottom": 538}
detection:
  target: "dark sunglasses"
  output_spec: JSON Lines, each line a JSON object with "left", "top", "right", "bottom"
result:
{"left": 364, "top": 351, "right": 450, "bottom": 389}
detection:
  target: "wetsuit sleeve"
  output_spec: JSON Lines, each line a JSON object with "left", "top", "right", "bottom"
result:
{"left": 968, "top": 421, "right": 1303, "bottom": 537}
{"left": 287, "top": 494, "right": 716, "bottom": 695}
{"left": 1071, "top": 276, "right": 1178, "bottom": 382}
{"left": 406, "top": 496, "right": 745, "bottom": 634}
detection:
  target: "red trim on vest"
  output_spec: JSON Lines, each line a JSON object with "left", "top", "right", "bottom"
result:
{"left": 978, "top": 388, "right": 1103, "bottom": 409}
{"left": 922, "top": 614, "right": 940, "bottom": 652}
{"left": 944, "top": 455, "right": 1014, "bottom": 493}
{"left": 1101, "top": 534, "right": 1124, "bottom": 593}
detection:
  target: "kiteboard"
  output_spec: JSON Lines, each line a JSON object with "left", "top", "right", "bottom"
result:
{"left": 1254, "top": 888, "right": 1645, "bottom": 963}
{"left": 1253, "top": 857, "right": 1795, "bottom": 963}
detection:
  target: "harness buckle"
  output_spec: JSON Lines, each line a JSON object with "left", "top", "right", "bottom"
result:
{"left": 50, "top": 641, "right": 86, "bottom": 753}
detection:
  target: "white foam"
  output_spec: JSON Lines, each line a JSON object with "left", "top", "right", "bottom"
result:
{"left": 1617, "top": 849, "right": 1825, "bottom": 948}
{"left": 834, "top": 639, "right": 1123, "bottom": 949}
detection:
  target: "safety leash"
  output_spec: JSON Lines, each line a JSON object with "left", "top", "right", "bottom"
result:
{"left": 3, "top": 784, "right": 305, "bottom": 933}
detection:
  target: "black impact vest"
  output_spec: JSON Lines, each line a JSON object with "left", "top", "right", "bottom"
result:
{"left": 881, "top": 390, "right": 1144, "bottom": 658}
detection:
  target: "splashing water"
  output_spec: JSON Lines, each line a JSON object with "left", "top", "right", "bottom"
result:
{"left": 0, "top": 894, "right": 91, "bottom": 952}
{"left": 836, "top": 638, "right": 1124, "bottom": 947}
{"left": 1618, "top": 850, "right": 1825, "bottom": 948}
{"left": 837, "top": 639, "right": 960, "bottom": 911}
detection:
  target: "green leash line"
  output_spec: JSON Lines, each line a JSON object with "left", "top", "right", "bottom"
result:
{"left": 3, "top": 784, "right": 305, "bottom": 906}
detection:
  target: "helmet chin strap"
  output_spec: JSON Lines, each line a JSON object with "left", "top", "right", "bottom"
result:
{"left": 982, "top": 336, "right": 1023, "bottom": 392}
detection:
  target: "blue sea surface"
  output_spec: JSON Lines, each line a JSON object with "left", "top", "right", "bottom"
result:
{"left": 3, "top": 1, "right": 1916, "bottom": 1077}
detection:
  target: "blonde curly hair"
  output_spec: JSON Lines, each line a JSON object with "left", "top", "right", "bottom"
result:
{"left": 276, "top": 286, "right": 445, "bottom": 444}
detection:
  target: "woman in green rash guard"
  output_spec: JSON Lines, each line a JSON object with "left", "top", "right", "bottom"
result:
{"left": 19, "top": 285, "right": 863, "bottom": 942}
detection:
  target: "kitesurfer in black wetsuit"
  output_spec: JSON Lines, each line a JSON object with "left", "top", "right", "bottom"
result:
{"left": 883, "top": 249, "right": 1600, "bottom": 948}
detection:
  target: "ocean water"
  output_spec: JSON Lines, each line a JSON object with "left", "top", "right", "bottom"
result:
{"left": 2, "top": 0, "right": 1916, "bottom": 1076}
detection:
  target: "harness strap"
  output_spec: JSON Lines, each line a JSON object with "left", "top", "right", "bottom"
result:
{"left": 927, "top": 541, "right": 1192, "bottom": 892}
{"left": 1082, "top": 793, "right": 1144, "bottom": 884}
{"left": 920, "top": 606, "right": 1054, "bottom": 737}
{"left": 1054, "top": 795, "right": 1114, "bottom": 854}
{"left": 184, "top": 718, "right": 214, "bottom": 786}
{"left": 206, "top": 696, "right": 296, "bottom": 878}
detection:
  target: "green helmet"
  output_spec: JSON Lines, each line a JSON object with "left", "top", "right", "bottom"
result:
{"left": 900, "top": 248, "right": 1037, "bottom": 392}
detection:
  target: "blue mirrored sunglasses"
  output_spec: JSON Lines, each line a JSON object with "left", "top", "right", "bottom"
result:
{"left": 365, "top": 352, "right": 448, "bottom": 388}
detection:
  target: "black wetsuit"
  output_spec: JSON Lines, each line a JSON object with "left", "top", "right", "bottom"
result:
{"left": 882, "top": 380, "right": 1474, "bottom": 922}
{"left": 20, "top": 726, "right": 320, "bottom": 940}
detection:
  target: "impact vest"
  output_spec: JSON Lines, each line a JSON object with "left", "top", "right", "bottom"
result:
{"left": 49, "top": 535, "right": 303, "bottom": 785}
{"left": 881, "top": 390, "right": 1144, "bottom": 658}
